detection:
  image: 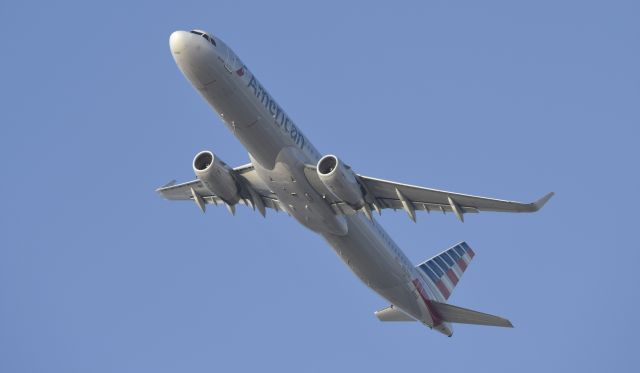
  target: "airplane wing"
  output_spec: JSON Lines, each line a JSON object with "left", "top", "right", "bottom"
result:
{"left": 303, "top": 165, "right": 553, "bottom": 222}
{"left": 156, "top": 163, "right": 282, "bottom": 215}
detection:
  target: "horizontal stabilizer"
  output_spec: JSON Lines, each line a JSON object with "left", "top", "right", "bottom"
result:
{"left": 430, "top": 301, "right": 513, "bottom": 328}
{"left": 375, "top": 305, "right": 416, "bottom": 322}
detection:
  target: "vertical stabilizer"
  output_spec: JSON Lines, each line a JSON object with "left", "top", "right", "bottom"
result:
{"left": 415, "top": 242, "right": 475, "bottom": 300}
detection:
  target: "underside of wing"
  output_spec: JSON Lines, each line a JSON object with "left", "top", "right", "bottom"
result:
{"left": 156, "top": 163, "right": 283, "bottom": 215}
{"left": 303, "top": 164, "right": 553, "bottom": 222}
{"left": 361, "top": 175, "right": 554, "bottom": 219}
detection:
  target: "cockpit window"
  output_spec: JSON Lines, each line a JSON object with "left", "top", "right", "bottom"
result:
{"left": 189, "top": 30, "right": 217, "bottom": 46}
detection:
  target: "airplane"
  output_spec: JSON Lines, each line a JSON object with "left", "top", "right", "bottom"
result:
{"left": 158, "top": 29, "right": 554, "bottom": 337}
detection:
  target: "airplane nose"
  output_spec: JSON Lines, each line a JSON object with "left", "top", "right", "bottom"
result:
{"left": 168, "top": 29, "right": 219, "bottom": 88}
{"left": 169, "top": 31, "right": 189, "bottom": 54}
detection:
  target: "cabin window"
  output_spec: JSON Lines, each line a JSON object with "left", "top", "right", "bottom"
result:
{"left": 190, "top": 30, "right": 217, "bottom": 46}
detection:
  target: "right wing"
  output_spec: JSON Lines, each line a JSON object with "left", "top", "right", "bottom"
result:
{"left": 303, "top": 164, "right": 553, "bottom": 222}
{"left": 156, "top": 163, "right": 283, "bottom": 215}
{"left": 360, "top": 174, "right": 553, "bottom": 217}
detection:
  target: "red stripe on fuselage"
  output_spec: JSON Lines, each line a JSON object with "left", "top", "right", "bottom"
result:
{"left": 412, "top": 279, "right": 442, "bottom": 326}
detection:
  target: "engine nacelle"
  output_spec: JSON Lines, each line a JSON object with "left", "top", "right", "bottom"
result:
{"left": 317, "top": 155, "right": 366, "bottom": 209}
{"left": 193, "top": 151, "right": 240, "bottom": 204}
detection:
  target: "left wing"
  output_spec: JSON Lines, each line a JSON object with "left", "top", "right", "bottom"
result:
{"left": 303, "top": 165, "right": 553, "bottom": 222}
{"left": 156, "top": 163, "right": 282, "bottom": 215}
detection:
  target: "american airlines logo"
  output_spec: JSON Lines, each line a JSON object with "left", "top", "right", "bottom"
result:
{"left": 247, "top": 74, "right": 306, "bottom": 150}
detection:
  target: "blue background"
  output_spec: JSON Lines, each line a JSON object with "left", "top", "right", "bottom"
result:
{"left": 1, "top": 1, "right": 638, "bottom": 371}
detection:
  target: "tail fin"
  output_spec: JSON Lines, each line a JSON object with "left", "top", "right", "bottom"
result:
{"left": 415, "top": 241, "right": 474, "bottom": 300}
{"left": 430, "top": 301, "right": 513, "bottom": 328}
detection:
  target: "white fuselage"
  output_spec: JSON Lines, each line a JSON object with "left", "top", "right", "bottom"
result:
{"left": 169, "top": 30, "right": 452, "bottom": 335}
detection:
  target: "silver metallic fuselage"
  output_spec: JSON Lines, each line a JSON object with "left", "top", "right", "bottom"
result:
{"left": 169, "top": 30, "right": 452, "bottom": 335}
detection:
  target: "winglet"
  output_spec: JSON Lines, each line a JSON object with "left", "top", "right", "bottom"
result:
{"left": 532, "top": 192, "right": 555, "bottom": 211}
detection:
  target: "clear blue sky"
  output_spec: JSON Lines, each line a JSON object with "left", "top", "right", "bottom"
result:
{"left": 1, "top": 1, "right": 638, "bottom": 372}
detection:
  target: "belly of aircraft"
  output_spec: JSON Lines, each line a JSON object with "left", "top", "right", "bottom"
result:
{"left": 250, "top": 147, "right": 351, "bottom": 236}
{"left": 197, "top": 75, "right": 285, "bottom": 170}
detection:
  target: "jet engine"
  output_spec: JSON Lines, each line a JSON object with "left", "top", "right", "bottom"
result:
{"left": 193, "top": 150, "right": 240, "bottom": 204}
{"left": 317, "top": 155, "right": 366, "bottom": 209}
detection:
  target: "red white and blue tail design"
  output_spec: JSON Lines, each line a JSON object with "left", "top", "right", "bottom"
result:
{"left": 416, "top": 242, "right": 475, "bottom": 300}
